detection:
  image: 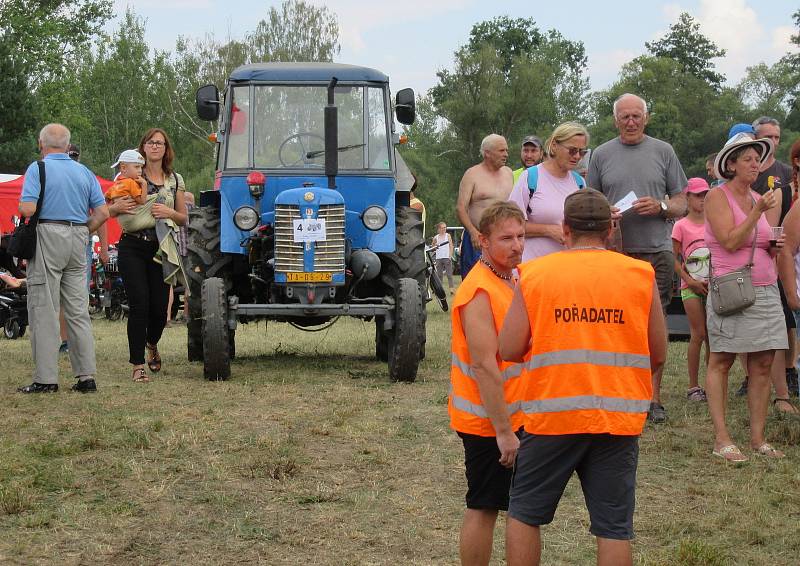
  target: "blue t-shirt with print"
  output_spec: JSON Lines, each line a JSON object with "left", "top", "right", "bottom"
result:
{"left": 20, "top": 153, "right": 105, "bottom": 223}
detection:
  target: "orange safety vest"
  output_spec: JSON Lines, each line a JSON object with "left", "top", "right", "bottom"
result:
{"left": 518, "top": 249, "right": 654, "bottom": 436}
{"left": 449, "top": 261, "right": 526, "bottom": 436}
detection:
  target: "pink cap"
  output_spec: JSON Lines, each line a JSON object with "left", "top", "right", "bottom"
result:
{"left": 685, "top": 177, "right": 710, "bottom": 194}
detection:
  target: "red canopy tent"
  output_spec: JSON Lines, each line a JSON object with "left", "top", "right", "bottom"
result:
{"left": 0, "top": 174, "right": 122, "bottom": 243}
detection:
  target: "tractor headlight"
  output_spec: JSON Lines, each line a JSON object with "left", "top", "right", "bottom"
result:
{"left": 233, "top": 206, "right": 259, "bottom": 231}
{"left": 362, "top": 206, "right": 387, "bottom": 231}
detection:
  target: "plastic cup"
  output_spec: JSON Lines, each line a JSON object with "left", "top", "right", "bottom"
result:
{"left": 770, "top": 226, "right": 783, "bottom": 246}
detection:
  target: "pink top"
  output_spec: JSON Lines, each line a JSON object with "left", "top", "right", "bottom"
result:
{"left": 508, "top": 165, "right": 581, "bottom": 261}
{"left": 704, "top": 184, "right": 776, "bottom": 286}
{"left": 671, "top": 217, "right": 706, "bottom": 289}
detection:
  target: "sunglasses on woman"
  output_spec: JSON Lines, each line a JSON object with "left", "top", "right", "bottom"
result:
{"left": 558, "top": 143, "right": 589, "bottom": 157}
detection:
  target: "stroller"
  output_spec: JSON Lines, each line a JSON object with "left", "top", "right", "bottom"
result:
{"left": 0, "top": 234, "right": 28, "bottom": 339}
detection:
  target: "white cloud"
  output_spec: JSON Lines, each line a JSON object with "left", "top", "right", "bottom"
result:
{"left": 310, "top": 0, "right": 473, "bottom": 53}
{"left": 587, "top": 49, "right": 639, "bottom": 91}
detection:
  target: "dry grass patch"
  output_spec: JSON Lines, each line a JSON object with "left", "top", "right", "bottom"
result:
{"left": 0, "top": 306, "right": 798, "bottom": 564}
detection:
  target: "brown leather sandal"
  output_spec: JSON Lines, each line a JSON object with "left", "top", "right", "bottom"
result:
{"left": 132, "top": 368, "right": 149, "bottom": 383}
{"left": 146, "top": 343, "right": 162, "bottom": 373}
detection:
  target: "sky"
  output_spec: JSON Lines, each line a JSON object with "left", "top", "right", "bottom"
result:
{"left": 111, "top": 0, "right": 798, "bottom": 97}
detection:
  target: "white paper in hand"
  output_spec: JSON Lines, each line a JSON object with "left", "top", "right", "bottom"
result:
{"left": 614, "top": 191, "right": 638, "bottom": 214}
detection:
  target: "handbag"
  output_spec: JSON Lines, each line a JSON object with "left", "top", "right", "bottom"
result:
{"left": 709, "top": 221, "right": 757, "bottom": 317}
{"left": 8, "top": 161, "right": 46, "bottom": 260}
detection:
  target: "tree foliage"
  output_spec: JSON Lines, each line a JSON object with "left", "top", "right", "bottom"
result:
{"left": 645, "top": 12, "right": 726, "bottom": 90}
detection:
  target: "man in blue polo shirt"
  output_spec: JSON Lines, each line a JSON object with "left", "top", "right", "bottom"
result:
{"left": 17, "top": 123, "right": 109, "bottom": 394}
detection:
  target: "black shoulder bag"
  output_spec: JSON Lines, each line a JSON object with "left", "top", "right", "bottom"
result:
{"left": 8, "top": 161, "right": 46, "bottom": 260}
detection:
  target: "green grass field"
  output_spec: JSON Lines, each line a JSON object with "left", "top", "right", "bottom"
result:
{"left": 1, "top": 303, "right": 799, "bottom": 565}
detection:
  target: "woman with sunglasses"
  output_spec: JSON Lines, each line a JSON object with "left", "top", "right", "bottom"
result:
{"left": 109, "top": 128, "right": 188, "bottom": 383}
{"left": 508, "top": 121, "right": 589, "bottom": 261}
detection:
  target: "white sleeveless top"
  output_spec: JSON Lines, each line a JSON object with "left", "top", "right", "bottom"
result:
{"left": 434, "top": 233, "right": 450, "bottom": 260}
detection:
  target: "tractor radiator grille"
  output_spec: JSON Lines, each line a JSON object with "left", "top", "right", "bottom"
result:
{"left": 274, "top": 204, "right": 346, "bottom": 272}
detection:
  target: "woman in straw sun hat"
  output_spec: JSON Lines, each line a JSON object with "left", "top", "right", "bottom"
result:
{"left": 703, "top": 133, "right": 787, "bottom": 463}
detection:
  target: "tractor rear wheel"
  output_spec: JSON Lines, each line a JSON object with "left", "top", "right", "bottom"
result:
{"left": 387, "top": 278, "right": 424, "bottom": 382}
{"left": 201, "top": 277, "right": 231, "bottom": 381}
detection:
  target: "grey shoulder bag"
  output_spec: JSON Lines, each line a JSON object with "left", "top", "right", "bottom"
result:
{"left": 709, "top": 222, "right": 757, "bottom": 317}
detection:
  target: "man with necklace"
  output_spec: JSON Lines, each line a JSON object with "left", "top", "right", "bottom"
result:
{"left": 448, "top": 201, "right": 526, "bottom": 565}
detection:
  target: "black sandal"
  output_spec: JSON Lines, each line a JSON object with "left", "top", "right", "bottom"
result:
{"left": 146, "top": 343, "right": 162, "bottom": 373}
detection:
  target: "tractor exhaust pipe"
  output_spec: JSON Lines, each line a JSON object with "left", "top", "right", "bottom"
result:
{"left": 325, "top": 77, "right": 338, "bottom": 190}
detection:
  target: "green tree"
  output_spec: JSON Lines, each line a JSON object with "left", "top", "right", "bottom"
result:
{"left": 0, "top": 0, "right": 112, "bottom": 171}
{"left": 781, "top": 9, "right": 800, "bottom": 131}
{"left": 645, "top": 12, "right": 726, "bottom": 90}
{"left": 431, "top": 17, "right": 590, "bottom": 167}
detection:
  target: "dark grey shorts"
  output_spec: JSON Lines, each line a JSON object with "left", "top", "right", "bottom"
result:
{"left": 508, "top": 433, "right": 639, "bottom": 540}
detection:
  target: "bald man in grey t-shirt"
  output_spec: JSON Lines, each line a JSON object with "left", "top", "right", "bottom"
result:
{"left": 587, "top": 93, "right": 687, "bottom": 424}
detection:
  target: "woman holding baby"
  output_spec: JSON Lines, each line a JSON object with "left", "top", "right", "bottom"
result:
{"left": 108, "top": 128, "right": 188, "bottom": 383}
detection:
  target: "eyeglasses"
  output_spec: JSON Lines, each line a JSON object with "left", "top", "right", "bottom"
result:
{"left": 67, "top": 151, "right": 80, "bottom": 158}
{"left": 616, "top": 113, "right": 645, "bottom": 123}
{"left": 558, "top": 143, "right": 589, "bottom": 157}
{"left": 145, "top": 140, "right": 166, "bottom": 147}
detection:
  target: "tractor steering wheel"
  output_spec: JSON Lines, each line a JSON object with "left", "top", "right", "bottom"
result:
{"left": 278, "top": 132, "right": 326, "bottom": 168}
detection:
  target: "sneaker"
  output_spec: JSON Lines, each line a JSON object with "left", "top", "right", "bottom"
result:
{"left": 735, "top": 377, "right": 748, "bottom": 397}
{"left": 18, "top": 382, "right": 58, "bottom": 393}
{"left": 59, "top": 341, "right": 69, "bottom": 354}
{"left": 687, "top": 386, "right": 707, "bottom": 402}
{"left": 648, "top": 402, "right": 667, "bottom": 423}
{"left": 71, "top": 378, "right": 97, "bottom": 393}
{"left": 786, "top": 368, "right": 799, "bottom": 398}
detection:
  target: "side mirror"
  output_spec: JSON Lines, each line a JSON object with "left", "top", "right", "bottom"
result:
{"left": 196, "top": 84, "right": 220, "bottom": 121}
{"left": 395, "top": 88, "right": 415, "bottom": 125}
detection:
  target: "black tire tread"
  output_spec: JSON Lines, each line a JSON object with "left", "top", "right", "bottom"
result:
{"left": 201, "top": 277, "right": 231, "bottom": 380}
{"left": 387, "top": 278, "right": 423, "bottom": 382}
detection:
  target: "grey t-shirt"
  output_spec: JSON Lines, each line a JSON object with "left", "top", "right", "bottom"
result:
{"left": 587, "top": 135, "right": 687, "bottom": 253}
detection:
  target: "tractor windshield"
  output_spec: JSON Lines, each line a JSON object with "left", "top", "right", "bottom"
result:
{"left": 224, "top": 84, "right": 391, "bottom": 172}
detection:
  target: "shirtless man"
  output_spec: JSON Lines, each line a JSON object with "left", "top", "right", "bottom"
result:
{"left": 457, "top": 134, "right": 514, "bottom": 277}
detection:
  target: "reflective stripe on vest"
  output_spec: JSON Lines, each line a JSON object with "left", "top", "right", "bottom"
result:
{"left": 524, "top": 349, "right": 650, "bottom": 371}
{"left": 521, "top": 395, "right": 651, "bottom": 415}
{"left": 517, "top": 250, "right": 655, "bottom": 436}
{"left": 448, "top": 262, "right": 526, "bottom": 436}
{"left": 450, "top": 386, "right": 524, "bottom": 419}
{"left": 452, "top": 353, "right": 526, "bottom": 382}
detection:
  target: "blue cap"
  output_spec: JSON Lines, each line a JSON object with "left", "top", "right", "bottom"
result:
{"left": 728, "top": 123, "right": 756, "bottom": 139}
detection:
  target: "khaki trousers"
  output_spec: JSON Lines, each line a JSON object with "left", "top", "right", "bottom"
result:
{"left": 27, "top": 223, "right": 96, "bottom": 384}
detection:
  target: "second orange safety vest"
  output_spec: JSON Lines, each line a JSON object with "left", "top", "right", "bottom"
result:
{"left": 449, "top": 261, "right": 526, "bottom": 436}
{"left": 517, "top": 249, "right": 654, "bottom": 436}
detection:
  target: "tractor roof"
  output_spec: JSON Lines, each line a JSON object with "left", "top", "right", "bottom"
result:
{"left": 230, "top": 63, "right": 389, "bottom": 83}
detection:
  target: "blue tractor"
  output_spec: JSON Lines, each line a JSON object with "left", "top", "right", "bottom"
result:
{"left": 189, "top": 63, "right": 426, "bottom": 381}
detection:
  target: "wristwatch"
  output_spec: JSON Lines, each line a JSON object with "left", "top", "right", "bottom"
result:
{"left": 659, "top": 200, "right": 668, "bottom": 217}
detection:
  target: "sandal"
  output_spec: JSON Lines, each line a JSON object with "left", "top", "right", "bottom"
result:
{"left": 687, "top": 386, "right": 707, "bottom": 401}
{"left": 712, "top": 444, "right": 748, "bottom": 463}
{"left": 132, "top": 368, "right": 149, "bottom": 383}
{"left": 753, "top": 443, "right": 785, "bottom": 459}
{"left": 772, "top": 397, "right": 800, "bottom": 417}
{"left": 146, "top": 343, "right": 162, "bottom": 373}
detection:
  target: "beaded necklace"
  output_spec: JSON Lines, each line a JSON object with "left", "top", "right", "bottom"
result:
{"left": 480, "top": 256, "right": 513, "bottom": 280}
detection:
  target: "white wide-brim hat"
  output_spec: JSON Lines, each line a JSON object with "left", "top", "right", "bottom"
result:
{"left": 111, "top": 149, "right": 145, "bottom": 168}
{"left": 713, "top": 133, "right": 773, "bottom": 181}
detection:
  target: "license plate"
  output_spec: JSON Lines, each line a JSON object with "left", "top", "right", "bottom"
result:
{"left": 286, "top": 272, "right": 332, "bottom": 282}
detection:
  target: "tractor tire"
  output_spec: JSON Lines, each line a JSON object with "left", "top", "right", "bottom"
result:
{"left": 4, "top": 319, "right": 20, "bottom": 339}
{"left": 387, "top": 278, "right": 424, "bottom": 382}
{"left": 428, "top": 266, "right": 448, "bottom": 312}
{"left": 375, "top": 316, "right": 388, "bottom": 362}
{"left": 380, "top": 206, "right": 427, "bottom": 360}
{"left": 201, "top": 277, "right": 231, "bottom": 381}
{"left": 186, "top": 206, "right": 232, "bottom": 362}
